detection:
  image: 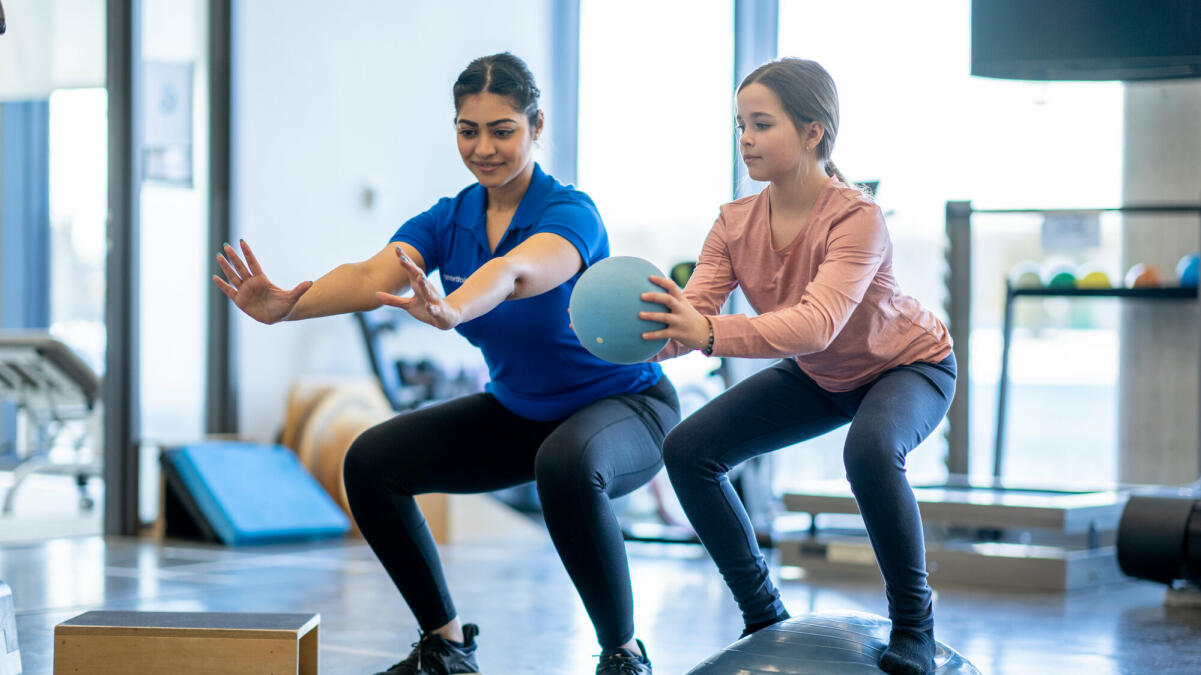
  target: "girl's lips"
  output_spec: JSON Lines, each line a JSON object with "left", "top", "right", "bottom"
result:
{"left": 474, "top": 162, "right": 503, "bottom": 172}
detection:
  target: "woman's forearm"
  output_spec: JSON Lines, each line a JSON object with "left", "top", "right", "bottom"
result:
{"left": 284, "top": 262, "right": 386, "bottom": 321}
{"left": 445, "top": 257, "right": 519, "bottom": 324}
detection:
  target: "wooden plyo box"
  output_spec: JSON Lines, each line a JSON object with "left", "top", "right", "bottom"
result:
{"left": 53, "top": 611, "right": 319, "bottom": 675}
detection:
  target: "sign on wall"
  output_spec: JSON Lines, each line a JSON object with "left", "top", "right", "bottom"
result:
{"left": 142, "top": 60, "right": 193, "bottom": 186}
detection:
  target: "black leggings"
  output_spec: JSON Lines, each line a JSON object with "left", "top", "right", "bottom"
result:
{"left": 663, "top": 355, "right": 956, "bottom": 632}
{"left": 342, "top": 376, "right": 679, "bottom": 648}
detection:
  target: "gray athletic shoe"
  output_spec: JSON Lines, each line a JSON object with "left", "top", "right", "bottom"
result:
{"left": 377, "top": 623, "right": 480, "bottom": 675}
{"left": 595, "top": 639, "right": 652, "bottom": 675}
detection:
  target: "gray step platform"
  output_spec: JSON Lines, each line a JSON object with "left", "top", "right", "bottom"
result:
{"left": 779, "top": 479, "right": 1129, "bottom": 591}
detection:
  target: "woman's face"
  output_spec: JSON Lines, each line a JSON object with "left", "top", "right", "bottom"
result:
{"left": 455, "top": 92, "right": 540, "bottom": 191}
{"left": 735, "top": 82, "right": 820, "bottom": 183}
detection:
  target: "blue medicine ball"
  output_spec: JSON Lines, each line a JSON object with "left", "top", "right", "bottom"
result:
{"left": 1176, "top": 252, "right": 1200, "bottom": 288}
{"left": 569, "top": 256, "right": 669, "bottom": 364}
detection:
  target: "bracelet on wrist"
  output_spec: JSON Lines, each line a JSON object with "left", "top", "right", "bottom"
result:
{"left": 701, "top": 318, "right": 715, "bottom": 356}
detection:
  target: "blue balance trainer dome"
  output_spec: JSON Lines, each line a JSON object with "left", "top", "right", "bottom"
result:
{"left": 686, "top": 611, "right": 980, "bottom": 675}
{"left": 569, "top": 256, "right": 669, "bottom": 364}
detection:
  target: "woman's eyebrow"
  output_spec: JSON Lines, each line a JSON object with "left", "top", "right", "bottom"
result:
{"left": 456, "top": 118, "right": 519, "bottom": 127}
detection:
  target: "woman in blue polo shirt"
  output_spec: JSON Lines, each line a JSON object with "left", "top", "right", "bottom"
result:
{"left": 213, "top": 53, "right": 676, "bottom": 675}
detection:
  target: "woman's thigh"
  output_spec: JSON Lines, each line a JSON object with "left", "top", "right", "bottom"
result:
{"left": 346, "top": 393, "right": 560, "bottom": 495}
{"left": 535, "top": 381, "right": 679, "bottom": 499}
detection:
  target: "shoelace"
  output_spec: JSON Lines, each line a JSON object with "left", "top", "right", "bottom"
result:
{"left": 596, "top": 651, "right": 647, "bottom": 674}
{"left": 392, "top": 632, "right": 451, "bottom": 673}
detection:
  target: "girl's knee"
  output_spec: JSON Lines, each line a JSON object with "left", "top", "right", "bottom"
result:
{"left": 662, "top": 423, "right": 710, "bottom": 474}
{"left": 843, "top": 426, "right": 903, "bottom": 483}
{"left": 661, "top": 429, "right": 687, "bottom": 471}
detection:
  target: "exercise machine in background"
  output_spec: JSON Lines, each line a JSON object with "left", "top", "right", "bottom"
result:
{"left": 0, "top": 333, "right": 101, "bottom": 515}
{"left": 1118, "top": 486, "right": 1201, "bottom": 607}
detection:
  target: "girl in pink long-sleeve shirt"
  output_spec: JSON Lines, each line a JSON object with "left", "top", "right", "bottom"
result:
{"left": 640, "top": 58, "right": 955, "bottom": 675}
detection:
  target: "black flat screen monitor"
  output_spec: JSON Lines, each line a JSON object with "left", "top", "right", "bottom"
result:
{"left": 971, "top": 0, "right": 1201, "bottom": 81}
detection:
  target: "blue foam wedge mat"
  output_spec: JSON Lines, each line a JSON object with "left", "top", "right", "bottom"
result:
{"left": 162, "top": 442, "right": 349, "bottom": 545}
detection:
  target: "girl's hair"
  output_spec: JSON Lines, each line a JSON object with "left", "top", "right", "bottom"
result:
{"left": 453, "top": 52, "right": 541, "bottom": 128}
{"left": 738, "top": 58, "right": 850, "bottom": 185}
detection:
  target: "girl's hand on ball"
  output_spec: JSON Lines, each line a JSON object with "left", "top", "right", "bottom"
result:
{"left": 639, "top": 276, "right": 710, "bottom": 350}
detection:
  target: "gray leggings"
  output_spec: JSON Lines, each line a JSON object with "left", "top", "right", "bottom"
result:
{"left": 662, "top": 354, "right": 955, "bottom": 631}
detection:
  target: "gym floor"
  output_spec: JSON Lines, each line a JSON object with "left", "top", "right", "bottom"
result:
{"left": 3, "top": 531, "right": 1201, "bottom": 674}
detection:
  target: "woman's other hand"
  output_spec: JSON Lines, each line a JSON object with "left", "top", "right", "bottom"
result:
{"left": 375, "top": 246, "right": 463, "bottom": 330}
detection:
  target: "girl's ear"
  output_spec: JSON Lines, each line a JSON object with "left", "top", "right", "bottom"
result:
{"left": 534, "top": 109, "right": 546, "bottom": 140}
{"left": 805, "top": 120, "right": 826, "bottom": 152}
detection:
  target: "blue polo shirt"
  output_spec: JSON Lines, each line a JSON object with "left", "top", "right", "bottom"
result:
{"left": 390, "top": 163, "right": 662, "bottom": 421}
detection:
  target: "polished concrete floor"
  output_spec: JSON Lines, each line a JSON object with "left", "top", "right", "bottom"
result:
{"left": 3, "top": 529, "right": 1201, "bottom": 675}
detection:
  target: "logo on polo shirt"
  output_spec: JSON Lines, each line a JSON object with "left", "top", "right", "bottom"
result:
{"left": 442, "top": 274, "right": 468, "bottom": 284}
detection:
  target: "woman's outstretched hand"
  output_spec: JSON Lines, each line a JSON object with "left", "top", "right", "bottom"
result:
{"left": 212, "top": 240, "right": 312, "bottom": 324}
{"left": 375, "top": 246, "right": 462, "bottom": 330}
{"left": 639, "top": 276, "right": 711, "bottom": 351}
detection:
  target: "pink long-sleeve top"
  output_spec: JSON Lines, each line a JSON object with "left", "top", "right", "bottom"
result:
{"left": 655, "top": 178, "right": 952, "bottom": 392}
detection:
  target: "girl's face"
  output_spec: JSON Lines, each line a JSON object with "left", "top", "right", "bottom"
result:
{"left": 735, "top": 82, "right": 822, "bottom": 184}
{"left": 455, "top": 92, "right": 541, "bottom": 192}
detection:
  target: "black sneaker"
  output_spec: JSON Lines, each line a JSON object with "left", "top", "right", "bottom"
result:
{"left": 596, "top": 639, "right": 652, "bottom": 674}
{"left": 376, "top": 623, "right": 481, "bottom": 675}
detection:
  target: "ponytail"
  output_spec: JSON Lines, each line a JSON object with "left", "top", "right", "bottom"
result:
{"left": 825, "top": 160, "right": 874, "bottom": 200}
{"left": 824, "top": 160, "right": 849, "bottom": 184}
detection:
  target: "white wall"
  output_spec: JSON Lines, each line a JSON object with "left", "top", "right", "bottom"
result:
{"left": 233, "top": 0, "right": 555, "bottom": 442}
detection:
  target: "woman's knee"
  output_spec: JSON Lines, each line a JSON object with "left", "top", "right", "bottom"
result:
{"left": 342, "top": 422, "right": 418, "bottom": 496}
{"left": 341, "top": 430, "right": 379, "bottom": 491}
{"left": 533, "top": 440, "right": 599, "bottom": 501}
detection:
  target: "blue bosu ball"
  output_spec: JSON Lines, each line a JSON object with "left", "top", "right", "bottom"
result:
{"left": 569, "top": 256, "right": 669, "bottom": 364}
{"left": 685, "top": 611, "right": 980, "bottom": 674}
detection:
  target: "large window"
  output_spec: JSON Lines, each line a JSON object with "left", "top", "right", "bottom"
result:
{"left": 49, "top": 88, "right": 108, "bottom": 376}
{"left": 578, "top": 0, "right": 735, "bottom": 277}
{"left": 777, "top": 0, "right": 1125, "bottom": 485}
{"left": 578, "top": 0, "right": 736, "bottom": 418}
